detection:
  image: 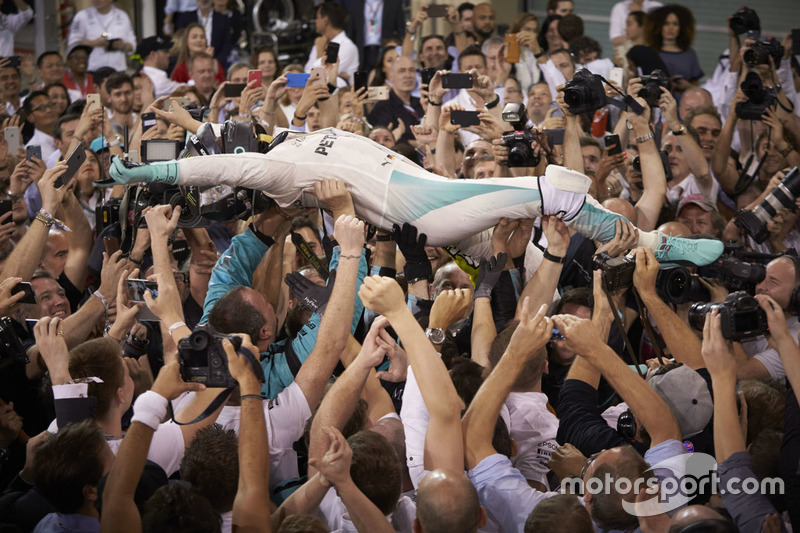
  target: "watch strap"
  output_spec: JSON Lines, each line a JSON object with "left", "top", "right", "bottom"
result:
{"left": 543, "top": 249, "right": 566, "bottom": 264}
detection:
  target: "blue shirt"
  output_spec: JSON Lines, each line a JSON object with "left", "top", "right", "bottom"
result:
{"left": 34, "top": 513, "right": 100, "bottom": 533}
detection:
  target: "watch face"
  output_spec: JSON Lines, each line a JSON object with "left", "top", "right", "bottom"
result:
{"left": 426, "top": 328, "right": 445, "bottom": 344}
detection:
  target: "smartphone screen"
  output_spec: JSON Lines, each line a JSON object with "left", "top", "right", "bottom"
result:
{"left": 141, "top": 112, "right": 157, "bottom": 132}
{"left": 126, "top": 279, "right": 159, "bottom": 302}
{"left": 26, "top": 145, "right": 42, "bottom": 162}
{"left": 286, "top": 73, "right": 310, "bottom": 88}
{"left": 55, "top": 144, "right": 87, "bottom": 189}
{"left": 12, "top": 282, "right": 37, "bottom": 304}
{"left": 0, "top": 199, "right": 11, "bottom": 220}
{"left": 354, "top": 71, "right": 369, "bottom": 93}
{"left": 224, "top": 83, "right": 246, "bottom": 97}
{"left": 325, "top": 41, "right": 340, "bottom": 64}
{"left": 450, "top": 110, "right": 481, "bottom": 127}
{"left": 248, "top": 70, "right": 262, "bottom": 89}
{"left": 442, "top": 73, "right": 473, "bottom": 89}
{"left": 604, "top": 134, "right": 622, "bottom": 156}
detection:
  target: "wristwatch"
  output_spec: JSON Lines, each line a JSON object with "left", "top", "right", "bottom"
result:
{"left": 671, "top": 124, "right": 687, "bottom": 136}
{"left": 425, "top": 327, "right": 446, "bottom": 345}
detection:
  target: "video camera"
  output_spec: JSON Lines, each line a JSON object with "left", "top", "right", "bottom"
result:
{"left": 178, "top": 324, "right": 265, "bottom": 388}
{"left": 500, "top": 103, "right": 540, "bottom": 168}
{"left": 735, "top": 72, "right": 777, "bottom": 121}
{"left": 688, "top": 291, "right": 768, "bottom": 341}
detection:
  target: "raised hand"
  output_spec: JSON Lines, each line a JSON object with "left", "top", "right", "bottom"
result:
{"left": 393, "top": 223, "right": 431, "bottom": 282}
{"left": 375, "top": 326, "right": 409, "bottom": 382}
{"left": 506, "top": 298, "right": 552, "bottom": 358}
{"left": 429, "top": 288, "right": 472, "bottom": 329}
{"left": 222, "top": 335, "right": 262, "bottom": 391}
{"left": 474, "top": 253, "right": 507, "bottom": 299}
{"left": 355, "top": 315, "right": 391, "bottom": 369}
{"left": 334, "top": 214, "right": 365, "bottom": 255}
{"left": 632, "top": 246, "right": 659, "bottom": 296}
{"left": 551, "top": 313, "right": 603, "bottom": 359}
{"left": 33, "top": 317, "right": 71, "bottom": 385}
{"left": 285, "top": 270, "right": 334, "bottom": 314}
{"left": 358, "top": 275, "right": 407, "bottom": 318}
{"left": 700, "top": 309, "right": 736, "bottom": 381}
{"left": 143, "top": 205, "right": 181, "bottom": 242}
{"left": 309, "top": 426, "right": 353, "bottom": 487}
{"left": 151, "top": 360, "right": 206, "bottom": 399}
{"left": 594, "top": 219, "right": 638, "bottom": 258}
{"left": 0, "top": 276, "right": 26, "bottom": 317}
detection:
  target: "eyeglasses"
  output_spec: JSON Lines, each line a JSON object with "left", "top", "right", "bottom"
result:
{"left": 5, "top": 192, "right": 22, "bottom": 202}
{"left": 31, "top": 102, "right": 57, "bottom": 112}
{"left": 580, "top": 451, "right": 601, "bottom": 480}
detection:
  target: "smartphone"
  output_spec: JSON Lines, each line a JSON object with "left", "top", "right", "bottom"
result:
{"left": 426, "top": 4, "right": 449, "bottom": 17}
{"left": 441, "top": 73, "right": 473, "bottom": 89}
{"left": 26, "top": 145, "right": 41, "bottom": 162}
{"left": 544, "top": 128, "right": 565, "bottom": 146}
{"left": 604, "top": 134, "right": 622, "bottom": 156}
{"left": 0, "top": 199, "right": 11, "bottom": 220}
{"left": 793, "top": 29, "right": 800, "bottom": 56}
{"left": 745, "top": 29, "right": 761, "bottom": 41}
{"left": 286, "top": 73, "right": 310, "bottom": 88}
{"left": 608, "top": 67, "right": 625, "bottom": 88}
{"left": 164, "top": 97, "right": 190, "bottom": 111}
{"left": 325, "top": 41, "right": 340, "bottom": 64}
{"left": 55, "top": 143, "right": 87, "bottom": 189}
{"left": 4, "top": 126, "right": 20, "bottom": 154}
{"left": 224, "top": 83, "right": 246, "bottom": 97}
{"left": 103, "top": 236, "right": 120, "bottom": 255}
{"left": 86, "top": 93, "right": 101, "bottom": 112}
{"left": 248, "top": 70, "right": 263, "bottom": 89}
{"left": 126, "top": 279, "right": 159, "bottom": 302}
{"left": 309, "top": 66, "right": 325, "bottom": 87}
{"left": 12, "top": 282, "right": 37, "bottom": 304}
{"left": 420, "top": 67, "right": 436, "bottom": 86}
{"left": 450, "top": 110, "right": 481, "bottom": 127}
{"left": 366, "top": 86, "right": 390, "bottom": 101}
{"left": 354, "top": 71, "right": 369, "bottom": 93}
{"left": 25, "top": 319, "right": 38, "bottom": 334}
{"left": 141, "top": 112, "right": 157, "bottom": 133}
{"left": 505, "top": 33, "right": 520, "bottom": 63}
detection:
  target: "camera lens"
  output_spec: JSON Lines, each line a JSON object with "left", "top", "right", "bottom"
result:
{"left": 688, "top": 301, "right": 715, "bottom": 332}
{"left": 743, "top": 47, "right": 766, "bottom": 66}
{"left": 563, "top": 86, "right": 586, "bottom": 108}
{"left": 508, "top": 145, "right": 531, "bottom": 167}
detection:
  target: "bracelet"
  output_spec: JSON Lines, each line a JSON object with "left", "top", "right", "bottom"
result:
{"left": 93, "top": 290, "right": 109, "bottom": 311}
{"left": 543, "top": 249, "right": 566, "bottom": 264}
{"left": 35, "top": 209, "right": 55, "bottom": 227}
{"left": 453, "top": 30, "right": 465, "bottom": 36}
{"left": 635, "top": 131, "right": 654, "bottom": 144}
{"left": 127, "top": 254, "right": 143, "bottom": 266}
{"left": 485, "top": 94, "right": 501, "bottom": 109}
{"left": 294, "top": 112, "right": 307, "bottom": 121}
{"left": 376, "top": 234, "right": 393, "bottom": 242}
{"left": 168, "top": 321, "right": 187, "bottom": 335}
{"left": 427, "top": 99, "right": 442, "bottom": 106}
{"left": 339, "top": 253, "right": 361, "bottom": 260}
{"left": 534, "top": 51, "right": 546, "bottom": 59}
{"left": 240, "top": 394, "right": 265, "bottom": 401}
{"left": 131, "top": 390, "right": 168, "bottom": 431}
{"left": 408, "top": 276, "right": 428, "bottom": 284}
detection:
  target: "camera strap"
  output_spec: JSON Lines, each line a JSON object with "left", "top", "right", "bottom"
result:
{"left": 168, "top": 388, "right": 233, "bottom": 426}
{"left": 291, "top": 232, "right": 330, "bottom": 281}
{"left": 630, "top": 288, "right": 669, "bottom": 368}
{"left": 604, "top": 291, "right": 645, "bottom": 377}
{"left": 596, "top": 74, "right": 646, "bottom": 115}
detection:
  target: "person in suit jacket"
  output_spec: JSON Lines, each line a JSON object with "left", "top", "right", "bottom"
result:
{"left": 177, "top": 0, "right": 235, "bottom": 70}
{"left": 367, "top": 56, "right": 422, "bottom": 144}
{"left": 345, "top": 0, "right": 405, "bottom": 72}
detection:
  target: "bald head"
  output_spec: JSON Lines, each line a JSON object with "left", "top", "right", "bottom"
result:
{"left": 415, "top": 469, "right": 485, "bottom": 533}
{"left": 669, "top": 505, "right": 730, "bottom": 531}
{"left": 602, "top": 198, "right": 636, "bottom": 225}
{"left": 656, "top": 221, "right": 692, "bottom": 237}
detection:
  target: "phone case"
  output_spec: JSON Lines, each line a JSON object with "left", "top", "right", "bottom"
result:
{"left": 286, "top": 73, "right": 310, "bottom": 88}
{"left": 224, "top": 83, "right": 246, "bottom": 97}
{"left": 57, "top": 144, "right": 88, "bottom": 188}
{"left": 450, "top": 110, "right": 481, "bottom": 126}
{"left": 442, "top": 74, "right": 473, "bottom": 89}
{"left": 427, "top": 4, "right": 449, "bottom": 17}
{"left": 4, "top": 127, "right": 20, "bottom": 154}
{"left": 309, "top": 67, "right": 326, "bottom": 86}
{"left": 248, "top": 70, "right": 262, "bottom": 89}
{"left": 505, "top": 34, "right": 520, "bottom": 63}
{"left": 366, "top": 87, "right": 390, "bottom": 101}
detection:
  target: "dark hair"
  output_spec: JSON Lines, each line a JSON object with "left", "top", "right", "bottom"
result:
{"left": 276, "top": 514, "right": 328, "bottom": 533}
{"left": 181, "top": 424, "right": 239, "bottom": 513}
{"left": 590, "top": 446, "right": 650, "bottom": 530}
{"left": 628, "top": 10, "right": 645, "bottom": 27}
{"left": 580, "top": 135, "right": 602, "bottom": 151}
{"left": 142, "top": 483, "right": 221, "bottom": 533}
{"left": 457, "top": 2, "right": 475, "bottom": 16}
{"left": 457, "top": 44, "right": 486, "bottom": 72}
{"left": 36, "top": 51, "right": 62, "bottom": 69}
{"left": 493, "top": 416, "right": 512, "bottom": 457}
{"left": 525, "top": 494, "right": 593, "bottom": 533}
{"left": 45, "top": 82, "right": 69, "bottom": 99}
{"left": 93, "top": 67, "right": 116, "bottom": 90}
{"left": 33, "top": 420, "right": 108, "bottom": 513}
{"left": 550, "top": 287, "right": 593, "bottom": 315}
{"left": 23, "top": 90, "right": 49, "bottom": 114}
{"left": 105, "top": 72, "right": 134, "bottom": 93}
{"left": 188, "top": 51, "right": 215, "bottom": 72}
{"left": 420, "top": 34, "right": 446, "bottom": 50}
{"left": 738, "top": 379, "right": 786, "bottom": 446}
{"left": 569, "top": 35, "right": 602, "bottom": 60}
{"left": 372, "top": 46, "right": 398, "bottom": 86}
{"left": 448, "top": 357, "right": 485, "bottom": 408}
{"left": 69, "top": 338, "right": 125, "bottom": 419}
{"left": 291, "top": 216, "right": 321, "bottom": 244}
{"left": 208, "top": 286, "right": 267, "bottom": 341}
{"left": 393, "top": 143, "right": 422, "bottom": 167}
{"left": 318, "top": 2, "right": 348, "bottom": 31}
{"left": 644, "top": 4, "right": 696, "bottom": 51}
{"left": 538, "top": 15, "right": 562, "bottom": 52}
{"left": 547, "top": 0, "right": 573, "bottom": 11}
{"left": 347, "top": 430, "right": 402, "bottom": 515}
{"left": 54, "top": 113, "right": 81, "bottom": 141}
{"left": 557, "top": 14, "right": 584, "bottom": 43}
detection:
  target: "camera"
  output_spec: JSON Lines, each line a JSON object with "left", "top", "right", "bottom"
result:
{"left": 637, "top": 70, "right": 670, "bottom": 107}
{"left": 0, "top": 317, "right": 28, "bottom": 365}
{"left": 710, "top": 255, "right": 766, "bottom": 293}
{"left": 656, "top": 267, "right": 710, "bottom": 305}
{"left": 743, "top": 37, "right": 784, "bottom": 67}
{"left": 178, "top": 324, "right": 246, "bottom": 388}
{"left": 688, "top": 291, "right": 768, "bottom": 341}
{"left": 563, "top": 69, "right": 607, "bottom": 115}
{"left": 729, "top": 6, "right": 760, "bottom": 35}
{"left": 501, "top": 103, "right": 541, "bottom": 168}
{"left": 738, "top": 167, "right": 800, "bottom": 243}
{"left": 593, "top": 252, "right": 636, "bottom": 292}
{"left": 735, "top": 72, "right": 776, "bottom": 121}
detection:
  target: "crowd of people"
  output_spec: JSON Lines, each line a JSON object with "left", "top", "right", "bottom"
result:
{"left": 0, "top": 0, "right": 799, "bottom": 531}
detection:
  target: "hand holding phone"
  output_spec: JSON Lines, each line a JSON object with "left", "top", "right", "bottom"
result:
{"left": 248, "top": 70, "right": 263, "bottom": 89}
{"left": 450, "top": 110, "right": 481, "bottom": 127}
{"left": 442, "top": 73, "right": 473, "bottom": 89}
{"left": 604, "top": 134, "right": 622, "bottom": 156}
{"left": 286, "top": 73, "right": 310, "bottom": 88}
{"left": 4, "top": 126, "right": 20, "bottom": 154}
{"left": 54, "top": 144, "right": 87, "bottom": 189}
{"left": 324, "top": 41, "right": 340, "bottom": 64}
{"left": 126, "top": 279, "right": 159, "bottom": 302}
{"left": 26, "top": 145, "right": 42, "bottom": 162}
{"left": 12, "top": 282, "right": 37, "bottom": 304}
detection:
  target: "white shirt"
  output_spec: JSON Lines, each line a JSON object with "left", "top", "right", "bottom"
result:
{"left": 665, "top": 172, "right": 720, "bottom": 207}
{"left": 25, "top": 128, "right": 58, "bottom": 163}
{"left": 67, "top": 6, "right": 136, "bottom": 71}
{"left": 164, "top": 0, "right": 196, "bottom": 14}
{"left": 505, "top": 392, "right": 559, "bottom": 487}
{"left": 317, "top": 489, "right": 416, "bottom": 533}
{"left": 305, "top": 31, "right": 360, "bottom": 81}
{"left": 742, "top": 316, "right": 800, "bottom": 381}
{"left": 141, "top": 65, "right": 187, "bottom": 98}
{"left": 0, "top": 7, "right": 33, "bottom": 57}
{"left": 609, "top": 0, "right": 663, "bottom": 40}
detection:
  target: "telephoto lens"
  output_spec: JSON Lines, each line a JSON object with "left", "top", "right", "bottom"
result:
{"left": 738, "top": 167, "right": 800, "bottom": 243}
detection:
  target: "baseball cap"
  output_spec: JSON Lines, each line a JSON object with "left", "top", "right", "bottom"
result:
{"left": 136, "top": 36, "right": 171, "bottom": 58}
{"left": 677, "top": 194, "right": 717, "bottom": 216}
{"left": 648, "top": 364, "right": 713, "bottom": 438}
{"left": 90, "top": 136, "right": 110, "bottom": 153}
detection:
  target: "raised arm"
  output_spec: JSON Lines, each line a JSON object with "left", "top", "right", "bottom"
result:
{"left": 462, "top": 299, "right": 552, "bottom": 469}
{"left": 556, "top": 88, "right": 584, "bottom": 173}
{"left": 628, "top": 94, "right": 665, "bottom": 232}
{"left": 59, "top": 191, "right": 94, "bottom": 291}
{"left": 757, "top": 295, "right": 800, "bottom": 404}
{"left": 632, "top": 247, "right": 704, "bottom": 369}
{"left": 471, "top": 253, "right": 506, "bottom": 367}
{"left": 360, "top": 275, "right": 465, "bottom": 473}
{"left": 515, "top": 216, "right": 569, "bottom": 318}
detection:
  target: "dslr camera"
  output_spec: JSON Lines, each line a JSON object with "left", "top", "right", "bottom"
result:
{"left": 637, "top": 70, "right": 670, "bottom": 108}
{"left": 500, "top": 103, "right": 540, "bottom": 168}
{"left": 179, "top": 324, "right": 264, "bottom": 388}
{"left": 688, "top": 291, "right": 768, "bottom": 341}
{"left": 735, "top": 72, "right": 776, "bottom": 121}
{"left": 656, "top": 267, "right": 710, "bottom": 305}
{"left": 593, "top": 252, "right": 636, "bottom": 292}
{"left": 738, "top": 167, "right": 800, "bottom": 243}
{"left": 562, "top": 69, "right": 607, "bottom": 115}
{"left": 729, "top": 6, "right": 760, "bottom": 36}
{"left": 743, "top": 37, "right": 784, "bottom": 67}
